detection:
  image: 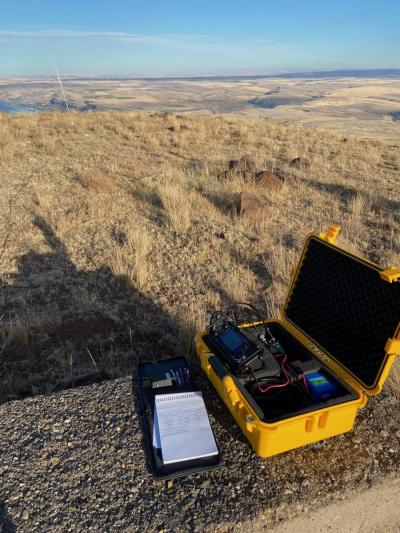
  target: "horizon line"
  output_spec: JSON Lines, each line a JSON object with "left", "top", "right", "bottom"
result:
{"left": 2, "top": 68, "right": 400, "bottom": 81}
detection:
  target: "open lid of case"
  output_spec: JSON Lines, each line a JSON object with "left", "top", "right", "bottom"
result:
{"left": 282, "top": 227, "right": 400, "bottom": 395}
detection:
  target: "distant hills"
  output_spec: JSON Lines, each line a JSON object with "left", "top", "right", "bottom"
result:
{"left": 58, "top": 69, "right": 400, "bottom": 82}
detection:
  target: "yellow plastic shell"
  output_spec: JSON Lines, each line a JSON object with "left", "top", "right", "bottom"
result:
{"left": 194, "top": 329, "right": 366, "bottom": 458}
{"left": 193, "top": 226, "right": 399, "bottom": 457}
{"left": 380, "top": 267, "right": 400, "bottom": 283}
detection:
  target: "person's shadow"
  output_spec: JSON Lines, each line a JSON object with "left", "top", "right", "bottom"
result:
{"left": 0, "top": 501, "right": 16, "bottom": 533}
{"left": 1, "top": 214, "right": 182, "bottom": 402}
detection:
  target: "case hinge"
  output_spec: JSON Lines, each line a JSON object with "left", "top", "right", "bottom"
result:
{"left": 319, "top": 224, "right": 341, "bottom": 244}
{"left": 385, "top": 337, "right": 400, "bottom": 356}
{"left": 379, "top": 267, "right": 400, "bottom": 283}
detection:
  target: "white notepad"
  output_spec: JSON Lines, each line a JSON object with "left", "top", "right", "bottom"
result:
{"left": 154, "top": 391, "right": 218, "bottom": 464}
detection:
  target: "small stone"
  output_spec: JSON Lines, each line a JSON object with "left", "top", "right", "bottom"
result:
{"left": 22, "top": 510, "right": 29, "bottom": 520}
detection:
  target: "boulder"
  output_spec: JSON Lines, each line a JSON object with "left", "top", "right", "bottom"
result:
{"left": 239, "top": 192, "right": 272, "bottom": 220}
{"left": 228, "top": 155, "right": 257, "bottom": 175}
{"left": 255, "top": 171, "right": 284, "bottom": 191}
{"left": 218, "top": 155, "right": 258, "bottom": 181}
{"left": 290, "top": 157, "right": 311, "bottom": 168}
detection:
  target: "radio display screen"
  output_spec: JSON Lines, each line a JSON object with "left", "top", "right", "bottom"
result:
{"left": 219, "top": 328, "right": 247, "bottom": 354}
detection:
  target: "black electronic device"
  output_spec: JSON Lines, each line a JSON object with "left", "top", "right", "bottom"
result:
{"left": 205, "top": 317, "right": 280, "bottom": 376}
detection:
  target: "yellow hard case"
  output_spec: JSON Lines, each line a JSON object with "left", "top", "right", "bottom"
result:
{"left": 194, "top": 226, "right": 400, "bottom": 457}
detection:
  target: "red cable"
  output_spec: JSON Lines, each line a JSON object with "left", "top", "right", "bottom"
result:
{"left": 302, "top": 374, "right": 310, "bottom": 393}
{"left": 253, "top": 352, "right": 310, "bottom": 396}
{"left": 278, "top": 352, "right": 310, "bottom": 394}
{"left": 253, "top": 355, "right": 291, "bottom": 393}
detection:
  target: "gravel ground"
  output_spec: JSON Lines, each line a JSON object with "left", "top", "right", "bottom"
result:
{"left": 1, "top": 369, "right": 399, "bottom": 532}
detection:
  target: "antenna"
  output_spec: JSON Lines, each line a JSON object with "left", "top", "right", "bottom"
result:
{"left": 37, "top": 25, "right": 74, "bottom": 125}
{"left": 51, "top": 52, "right": 74, "bottom": 125}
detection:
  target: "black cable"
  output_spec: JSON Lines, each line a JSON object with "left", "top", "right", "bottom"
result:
{"left": 209, "top": 301, "right": 266, "bottom": 331}
{"left": 248, "top": 380, "right": 310, "bottom": 416}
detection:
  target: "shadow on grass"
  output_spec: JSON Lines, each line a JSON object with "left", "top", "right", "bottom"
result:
{"left": 370, "top": 196, "right": 400, "bottom": 223}
{"left": 300, "top": 177, "right": 357, "bottom": 202}
{"left": 197, "top": 190, "right": 239, "bottom": 218}
{"left": 0, "top": 214, "right": 180, "bottom": 402}
{"left": 131, "top": 186, "right": 166, "bottom": 227}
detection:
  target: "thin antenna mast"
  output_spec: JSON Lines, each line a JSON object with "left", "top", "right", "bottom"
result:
{"left": 51, "top": 52, "right": 74, "bottom": 125}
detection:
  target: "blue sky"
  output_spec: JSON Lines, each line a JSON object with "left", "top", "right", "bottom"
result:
{"left": 1, "top": 0, "right": 399, "bottom": 76}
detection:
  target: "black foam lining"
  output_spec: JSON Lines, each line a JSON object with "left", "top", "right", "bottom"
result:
{"left": 285, "top": 237, "right": 400, "bottom": 388}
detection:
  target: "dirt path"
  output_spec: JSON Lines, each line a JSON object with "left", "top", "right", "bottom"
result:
{"left": 269, "top": 478, "right": 400, "bottom": 533}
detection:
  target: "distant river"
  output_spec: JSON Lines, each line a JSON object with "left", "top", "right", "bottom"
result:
{"left": 0, "top": 102, "right": 38, "bottom": 113}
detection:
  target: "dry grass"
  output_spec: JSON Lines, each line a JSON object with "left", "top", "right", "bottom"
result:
{"left": 220, "top": 265, "right": 256, "bottom": 304}
{"left": 77, "top": 171, "right": 117, "bottom": 193}
{"left": 110, "top": 227, "right": 152, "bottom": 291}
{"left": 0, "top": 110, "right": 399, "bottom": 401}
{"left": 158, "top": 182, "right": 194, "bottom": 232}
{"left": 349, "top": 192, "right": 371, "bottom": 218}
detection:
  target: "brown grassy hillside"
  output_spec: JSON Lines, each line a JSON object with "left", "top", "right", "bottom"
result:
{"left": 0, "top": 111, "right": 399, "bottom": 401}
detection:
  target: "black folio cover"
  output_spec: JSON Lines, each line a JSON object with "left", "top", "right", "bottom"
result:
{"left": 135, "top": 356, "right": 220, "bottom": 480}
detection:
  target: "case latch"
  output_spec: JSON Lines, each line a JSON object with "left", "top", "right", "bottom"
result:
{"left": 319, "top": 224, "right": 341, "bottom": 244}
{"left": 379, "top": 267, "right": 400, "bottom": 283}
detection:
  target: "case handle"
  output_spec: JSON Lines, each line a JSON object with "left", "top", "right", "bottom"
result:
{"left": 209, "top": 355, "right": 230, "bottom": 380}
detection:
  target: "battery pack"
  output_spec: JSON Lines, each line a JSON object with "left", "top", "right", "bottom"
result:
{"left": 306, "top": 372, "right": 337, "bottom": 402}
